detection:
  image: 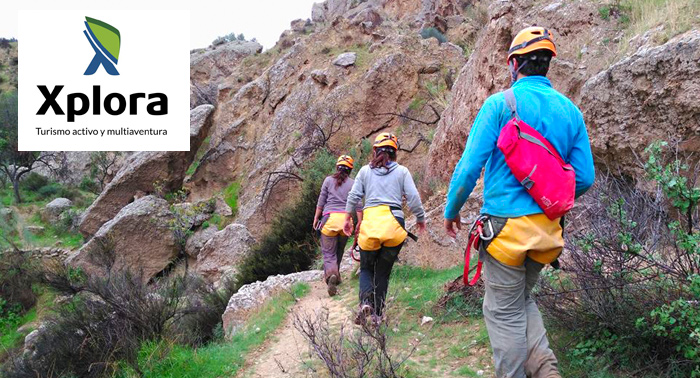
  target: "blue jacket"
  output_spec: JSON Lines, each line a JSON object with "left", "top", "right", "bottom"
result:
{"left": 444, "top": 76, "right": 595, "bottom": 220}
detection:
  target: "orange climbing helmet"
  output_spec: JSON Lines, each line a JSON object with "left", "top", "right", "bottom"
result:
{"left": 336, "top": 155, "right": 354, "bottom": 169}
{"left": 507, "top": 26, "right": 557, "bottom": 63}
{"left": 373, "top": 133, "right": 399, "bottom": 150}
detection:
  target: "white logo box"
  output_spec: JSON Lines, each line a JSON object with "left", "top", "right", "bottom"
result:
{"left": 18, "top": 10, "right": 190, "bottom": 151}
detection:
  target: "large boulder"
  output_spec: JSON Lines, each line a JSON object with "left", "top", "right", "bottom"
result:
{"left": 78, "top": 105, "right": 215, "bottom": 237}
{"left": 67, "top": 196, "right": 177, "bottom": 282}
{"left": 42, "top": 198, "right": 72, "bottom": 222}
{"left": 194, "top": 223, "right": 255, "bottom": 283}
{"left": 579, "top": 30, "right": 700, "bottom": 170}
{"left": 222, "top": 270, "right": 322, "bottom": 336}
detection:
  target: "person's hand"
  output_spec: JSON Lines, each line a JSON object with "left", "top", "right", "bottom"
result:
{"left": 343, "top": 215, "right": 353, "bottom": 236}
{"left": 444, "top": 215, "right": 461, "bottom": 238}
{"left": 416, "top": 221, "right": 426, "bottom": 234}
{"left": 355, "top": 221, "right": 362, "bottom": 236}
{"left": 312, "top": 219, "right": 319, "bottom": 230}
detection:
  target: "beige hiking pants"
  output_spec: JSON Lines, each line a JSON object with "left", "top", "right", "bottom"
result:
{"left": 482, "top": 253, "right": 560, "bottom": 378}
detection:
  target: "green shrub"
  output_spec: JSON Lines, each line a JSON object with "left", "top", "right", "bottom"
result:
{"left": 36, "top": 182, "right": 60, "bottom": 198}
{"left": 540, "top": 141, "right": 700, "bottom": 376}
{"left": 236, "top": 150, "right": 334, "bottom": 285}
{"left": 79, "top": 175, "right": 100, "bottom": 193}
{"left": 4, "top": 260, "right": 239, "bottom": 377}
{"left": 0, "top": 250, "right": 38, "bottom": 316}
{"left": 19, "top": 172, "right": 48, "bottom": 191}
{"left": 223, "top": 182, "right": 241, "bottom": 216}
{"left": 419, "top": 27, "right": 447, "bottom": 44}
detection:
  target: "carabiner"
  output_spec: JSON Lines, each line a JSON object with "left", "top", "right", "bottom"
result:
{"left": 480, "top": 218, "right": 494, "bottom": 241}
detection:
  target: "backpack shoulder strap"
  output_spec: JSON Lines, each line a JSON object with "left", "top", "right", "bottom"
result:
{"left": 503, "top": 88, "right": 520, "bottom": 121}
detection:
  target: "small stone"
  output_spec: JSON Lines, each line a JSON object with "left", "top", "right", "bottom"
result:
{"left": 255, "top": 327, "right": 261, "bottom": 333}
{"left": 310, "top": 69, "right": 329, "bottom": 85}
{"left": 420, "top": 316, "right": 433, "bottom": 326}
{"left": 477, "top": 370, "right": 484, "bottom": 376}
{"left": 17, "top": 324, "right": 34, "bottom": 334}
{"left": 542, "top": 2, "right": 562, "bottom": 12}
{"left": 419, "top": 63, "right": 440, "bottom": 74}
{"left": 332, "top": 52, "right": 357, "bottom": 67}
{"left": 27, "top": 226, "right": 45, "bottom": 235}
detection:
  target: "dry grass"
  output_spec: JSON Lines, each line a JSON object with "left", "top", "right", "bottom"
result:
{"left": 621, "top": 0, "right": 700, "bottom": 51}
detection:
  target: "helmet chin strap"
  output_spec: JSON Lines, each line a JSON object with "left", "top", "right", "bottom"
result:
{"left": 509, "top": 59, "right": 528, "bottom": 86}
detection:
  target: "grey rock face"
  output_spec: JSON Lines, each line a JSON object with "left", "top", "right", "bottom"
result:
{"left": 185, "top": 226, "right": 218, "bottom": 258}
{"left": 580, "top": 30, "right": 700, "bottom": 171}
{"left": 194, "top": 223, "right": 256, "bottom": 283}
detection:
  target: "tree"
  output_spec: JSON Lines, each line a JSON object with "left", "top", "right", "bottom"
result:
{"left": 88, "top": 151, "right": 122, "bottom": 193}
{"left": 237, "top": 33, "right": 245, "bottom": 41}
{"left": 0, "top": 91, "right": 54, "bottom": 203}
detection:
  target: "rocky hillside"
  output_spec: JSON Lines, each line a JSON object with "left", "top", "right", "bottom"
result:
{"left": 63, "top": 0, "right": 700, "bottom": 281}
{"left": 0, "top": 39, "right": 18, "bottom": 93}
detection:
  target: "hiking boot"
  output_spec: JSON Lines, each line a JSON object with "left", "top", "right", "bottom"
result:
{"left": 327, "top": 274, "right": 338, "bottom": 297}
{"left": 354, "top": 304, "right": 373, "bottom": 325}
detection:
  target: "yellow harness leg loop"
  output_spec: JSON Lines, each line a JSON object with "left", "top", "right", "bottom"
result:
{"left": 358, "top": 205, "right": 407, "bottom": 251}
{"left": 321, "top": 212, "right": 350, "bottom": 237}
{"left": 486, "top": 213, "right": 564, "bottom": 266}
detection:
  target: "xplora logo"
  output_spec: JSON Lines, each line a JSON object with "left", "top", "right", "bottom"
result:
{"left": 83, "top": 16, "right": 120, "bottom": 75}
{"left": 36, "top": 16, "right": 167, "bottom": 122}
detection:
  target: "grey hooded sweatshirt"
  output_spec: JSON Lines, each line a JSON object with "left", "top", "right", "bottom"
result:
{"left": 345, "top": 162, "right": 425, "bottom": 223}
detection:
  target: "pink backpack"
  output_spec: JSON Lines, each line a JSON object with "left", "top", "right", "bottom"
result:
{"left": 497, "top": 89, "right": 576, "bottom": 220}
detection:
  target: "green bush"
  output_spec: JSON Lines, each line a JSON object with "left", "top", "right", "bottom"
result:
{"left": 419, "top": 27, "right": 447, "bottom": 44}
{"left": 79, "top": 175, "right": 100, "bottom": 194}
{"left": 236, "top": 150, "right": 334, "bottom": 285}
{"left": 0, "top": 250, "right": 38, "bottom": 317}
{"left": 223, "top": 182, "right": 240, "bottom": 216}
{"left": 19, "top": 172, "right": 48, "bottom": 192}
{"left": 540, "top": 141, "right": 700, "bottom": 376}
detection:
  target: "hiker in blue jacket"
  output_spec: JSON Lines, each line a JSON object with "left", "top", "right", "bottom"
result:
{"left": 443, "top": 27, "right": 595, "bottom": 378}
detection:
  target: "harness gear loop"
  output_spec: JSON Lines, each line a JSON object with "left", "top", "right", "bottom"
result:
{"left": 463, "top": 216, "right": 492, "bottom": 286}
{"left": 351, "top": 237, "right": 361, "bottom": 262}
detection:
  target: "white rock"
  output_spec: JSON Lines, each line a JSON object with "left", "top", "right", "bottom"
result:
{"left": 333, "top": 52, "right": 357, "bottom": 67}
{"left": 420, "top": 316, "right": 433, "bottom": 326}
{"left": 222, "top": 270, "right": 322, "bottom": 337}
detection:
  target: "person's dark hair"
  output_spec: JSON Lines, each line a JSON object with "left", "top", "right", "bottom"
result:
{"left": 514, "top": 50, "right": 553, "bottom": 77}
{"left": 333, "top": 165, "right": 351, "bottom": 187}
{"left": 370, "top": 147, "right": 397, "bottom": 169}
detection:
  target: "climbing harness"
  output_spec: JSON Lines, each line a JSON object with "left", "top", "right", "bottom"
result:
{"left": 463, "top": 215, "right": 494, "bottom": 286}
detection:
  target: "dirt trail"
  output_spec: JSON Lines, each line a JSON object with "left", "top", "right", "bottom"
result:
{"left": 238, "top": 280, "right": 355, "bottom": 378}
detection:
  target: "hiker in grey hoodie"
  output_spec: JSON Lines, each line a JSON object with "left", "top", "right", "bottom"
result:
{"left": 343, "top": 133, "right": 426, "bottom": 325}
